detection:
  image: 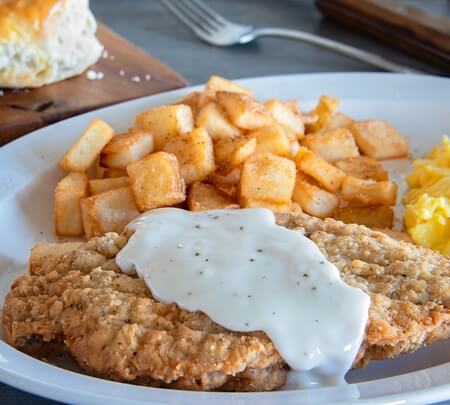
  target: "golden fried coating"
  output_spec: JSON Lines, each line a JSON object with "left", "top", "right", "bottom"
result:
{"left": 2, "top": 214, "right": 450, "bottom": 391}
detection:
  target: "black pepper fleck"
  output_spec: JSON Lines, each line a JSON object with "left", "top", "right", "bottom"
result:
{"left": 245, "top": 322, "right": 249, "bottom": 326}
{"left": 312, "top": 286, "right": 317, "bottom": 291}
{"left": 195, "top": 252, "right": 200, "bottom": 256}
{"left": 247, "top": 295, "right": 252, "bottom": 298}
{"left": 240, "top": 226, "right": 244, "bottom": 230}
{"left": 296, "top": 281, "right": 300, "bottom": 286}
{"left": 187, "top": 292, "right": 192, "bottom": 296}
{"left": 320, "top": 261, "right": 324, "bottom": 264}
{"left": 249, "top": 258, "right": 255, "bottom": 262}
{"left": 303, "top": 273, "right": 309, "bottom": 277}
{"left": 205, "top": 258, "right": 209, "bottom": 262}
{"left": 257, "top": 249, "right": 263, "bottom": 253}
{"left": 195, "top": 224, "right": 201, "bottom": 229}
{"left": 213, "top": 216, "right": 219, "bottom": 219}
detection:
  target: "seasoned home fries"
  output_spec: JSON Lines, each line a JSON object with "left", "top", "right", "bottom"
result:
{"left": 54, "top": 75, "right": 409, "bottom": 238}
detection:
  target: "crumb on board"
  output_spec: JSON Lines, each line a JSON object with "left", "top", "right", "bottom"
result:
{"left": 86, "top": 70, "right": 104, "bottom": 80}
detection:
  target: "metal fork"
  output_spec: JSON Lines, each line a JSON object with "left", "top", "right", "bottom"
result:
{"left": 162, "top": 0, "right": 419, "bottom": 74}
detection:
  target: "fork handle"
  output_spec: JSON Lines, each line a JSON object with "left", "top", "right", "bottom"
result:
{"left": 248, "top": 28, "right": 421, "bottom": 73}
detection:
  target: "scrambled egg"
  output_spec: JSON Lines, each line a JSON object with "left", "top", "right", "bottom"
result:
{"left": 404, "top": 136, "right": 450, "bottom": 255}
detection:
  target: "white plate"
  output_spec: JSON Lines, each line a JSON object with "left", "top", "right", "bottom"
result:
{"left": 1, "top": 73, "right": 449, "bottom": 405}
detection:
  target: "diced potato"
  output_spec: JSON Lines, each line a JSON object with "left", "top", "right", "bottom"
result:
{"left": 187, "top": 182, "right": 239, "bottom": 211}
{"left": 301, "top": 128, "right": 360, "bottom": 162}
{"left": 175, "top": 91, "right": 201, "bottom": 117}
{"left": 163, "top": 127, "right": 215, "bottom": 185}
{"left": 284, "top": 100, "right": 303, "bottom": 115}
{"left": 239, "top": 153, "right": 296, "bottom": 205}
{"left": 199, "top": 75, "right": 252, "bottom": 108}
{"left": 54, "top": 172, "right": 89, "bottom": 236}
{"left": 30, "top": 242, "right": 83, "bottom": 274}
{"left": 95, "top": 158, "right": 107, "bottom": 179}
{"left": 80, "top": 187, "right": 140, "bottom": 239}
{"left": 214, "top": 136, "right": 256, "bottom": 168}
{"left": 101, "top": 129, "right": 154, "bottom": 169}
{"left": 127, "top": 151, "right": 186, "bottom": 211}
{"left": 89, "top": 177, "right": 130, "bottom": 195}
{"left": 288, "top": 140, "right": 300, "bottom": 160}
{"left": 349, "top": 120, "right": 409, "bottom": 160}
{"left": 305, "top": 95, "right": 339, "bottom": 133}
{"left": 59, "top": 119, "right": 114, "bottom": 172}
{"left": 216, "top": 91, "right": 274, "bottom": 130}
{"left": 104, "top": 168, "right": 128, "bottom": 178}
{"left": 135, "top": 104, "right": 193, "bottom": 150}
{"left": 334, "top": 156, "right": 389, "bottom": 181}
{"left": 290, "top": 201, "right": 303, "bottom": 215}
{"left": 320, "top": 112, "right": 353, "bottom": 132}
{"left": 373, "top": 228, "right": 412, "bottom": 242}
{"left": 242, "top": 199, "right": 295, "bottom": 213}
{"left": 292, "top": 174, "right": 339, "bottom": 218}
{"left": 196, "top": 102, "right": 241, "bottom": 141}
{"left": 265, "top": 99, "right": 304, "bottom": 140}
{"left": 214, "top": 183, "right": 237, "bottom": 200}
{"left": 296, "top": 147, "right": 346, "bottom": 192}
{"left": 341, "top": 176, "right": 397, "bottom": 206}
{"left": 208, "top": 167, "right": 241, "bottom": 187}
{"left": 248, "top": 124, "right": 290, "bottom": 157}
{"left": 335, "top": 205, "right": 394, "bottom": 229}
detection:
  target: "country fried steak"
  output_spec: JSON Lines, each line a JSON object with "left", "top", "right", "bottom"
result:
{"left": 2, "top": 213, "right": 449, "bottom": 391}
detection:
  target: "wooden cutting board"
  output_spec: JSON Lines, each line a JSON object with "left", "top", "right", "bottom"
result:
{"left": 315, "top": 0, "right": 450, "bottom": 74}
{"left": 0, "top": 24, "right": 187, "bottom": 146}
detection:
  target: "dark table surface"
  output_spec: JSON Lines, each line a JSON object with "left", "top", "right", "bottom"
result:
{"left": 1, "top": 0, "right": 449, "bottom": 403}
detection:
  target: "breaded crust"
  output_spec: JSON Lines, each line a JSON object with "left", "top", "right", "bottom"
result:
{"left": 2, "top": 213, "right": 450, "bottom": 391}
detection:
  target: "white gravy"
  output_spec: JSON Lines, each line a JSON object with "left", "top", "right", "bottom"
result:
{"left": 116, "top": 208, "right": 370, "bottom": 386}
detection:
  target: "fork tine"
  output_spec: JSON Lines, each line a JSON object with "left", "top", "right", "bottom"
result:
{"left": 162, "top": 0, "right": 213, "bottom": 35}
{"left": 178, "top": 0, "right": 221, "bottom": 32}
{"left": 189, "top": 0, "right": 229, "bottom": 27}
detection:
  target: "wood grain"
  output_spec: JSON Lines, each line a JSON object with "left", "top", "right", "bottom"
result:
{"left": 0, "top": 24, "right": 187, "bottom": 145}
{"left": 316, "top": 0, "right": 450, "bottom": 74}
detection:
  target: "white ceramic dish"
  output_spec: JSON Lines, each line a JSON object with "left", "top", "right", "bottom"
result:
{"left": 0, "top": 73, "right": 449, "bottom": 405}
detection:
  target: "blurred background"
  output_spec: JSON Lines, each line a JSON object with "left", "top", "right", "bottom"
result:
{"left": 91, "top": 0, "right": 449, "bottom": 83}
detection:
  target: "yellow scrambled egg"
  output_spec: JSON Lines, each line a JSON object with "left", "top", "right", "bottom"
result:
{"left": 404, "top": 136, "right": 450, "bottom": 255}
